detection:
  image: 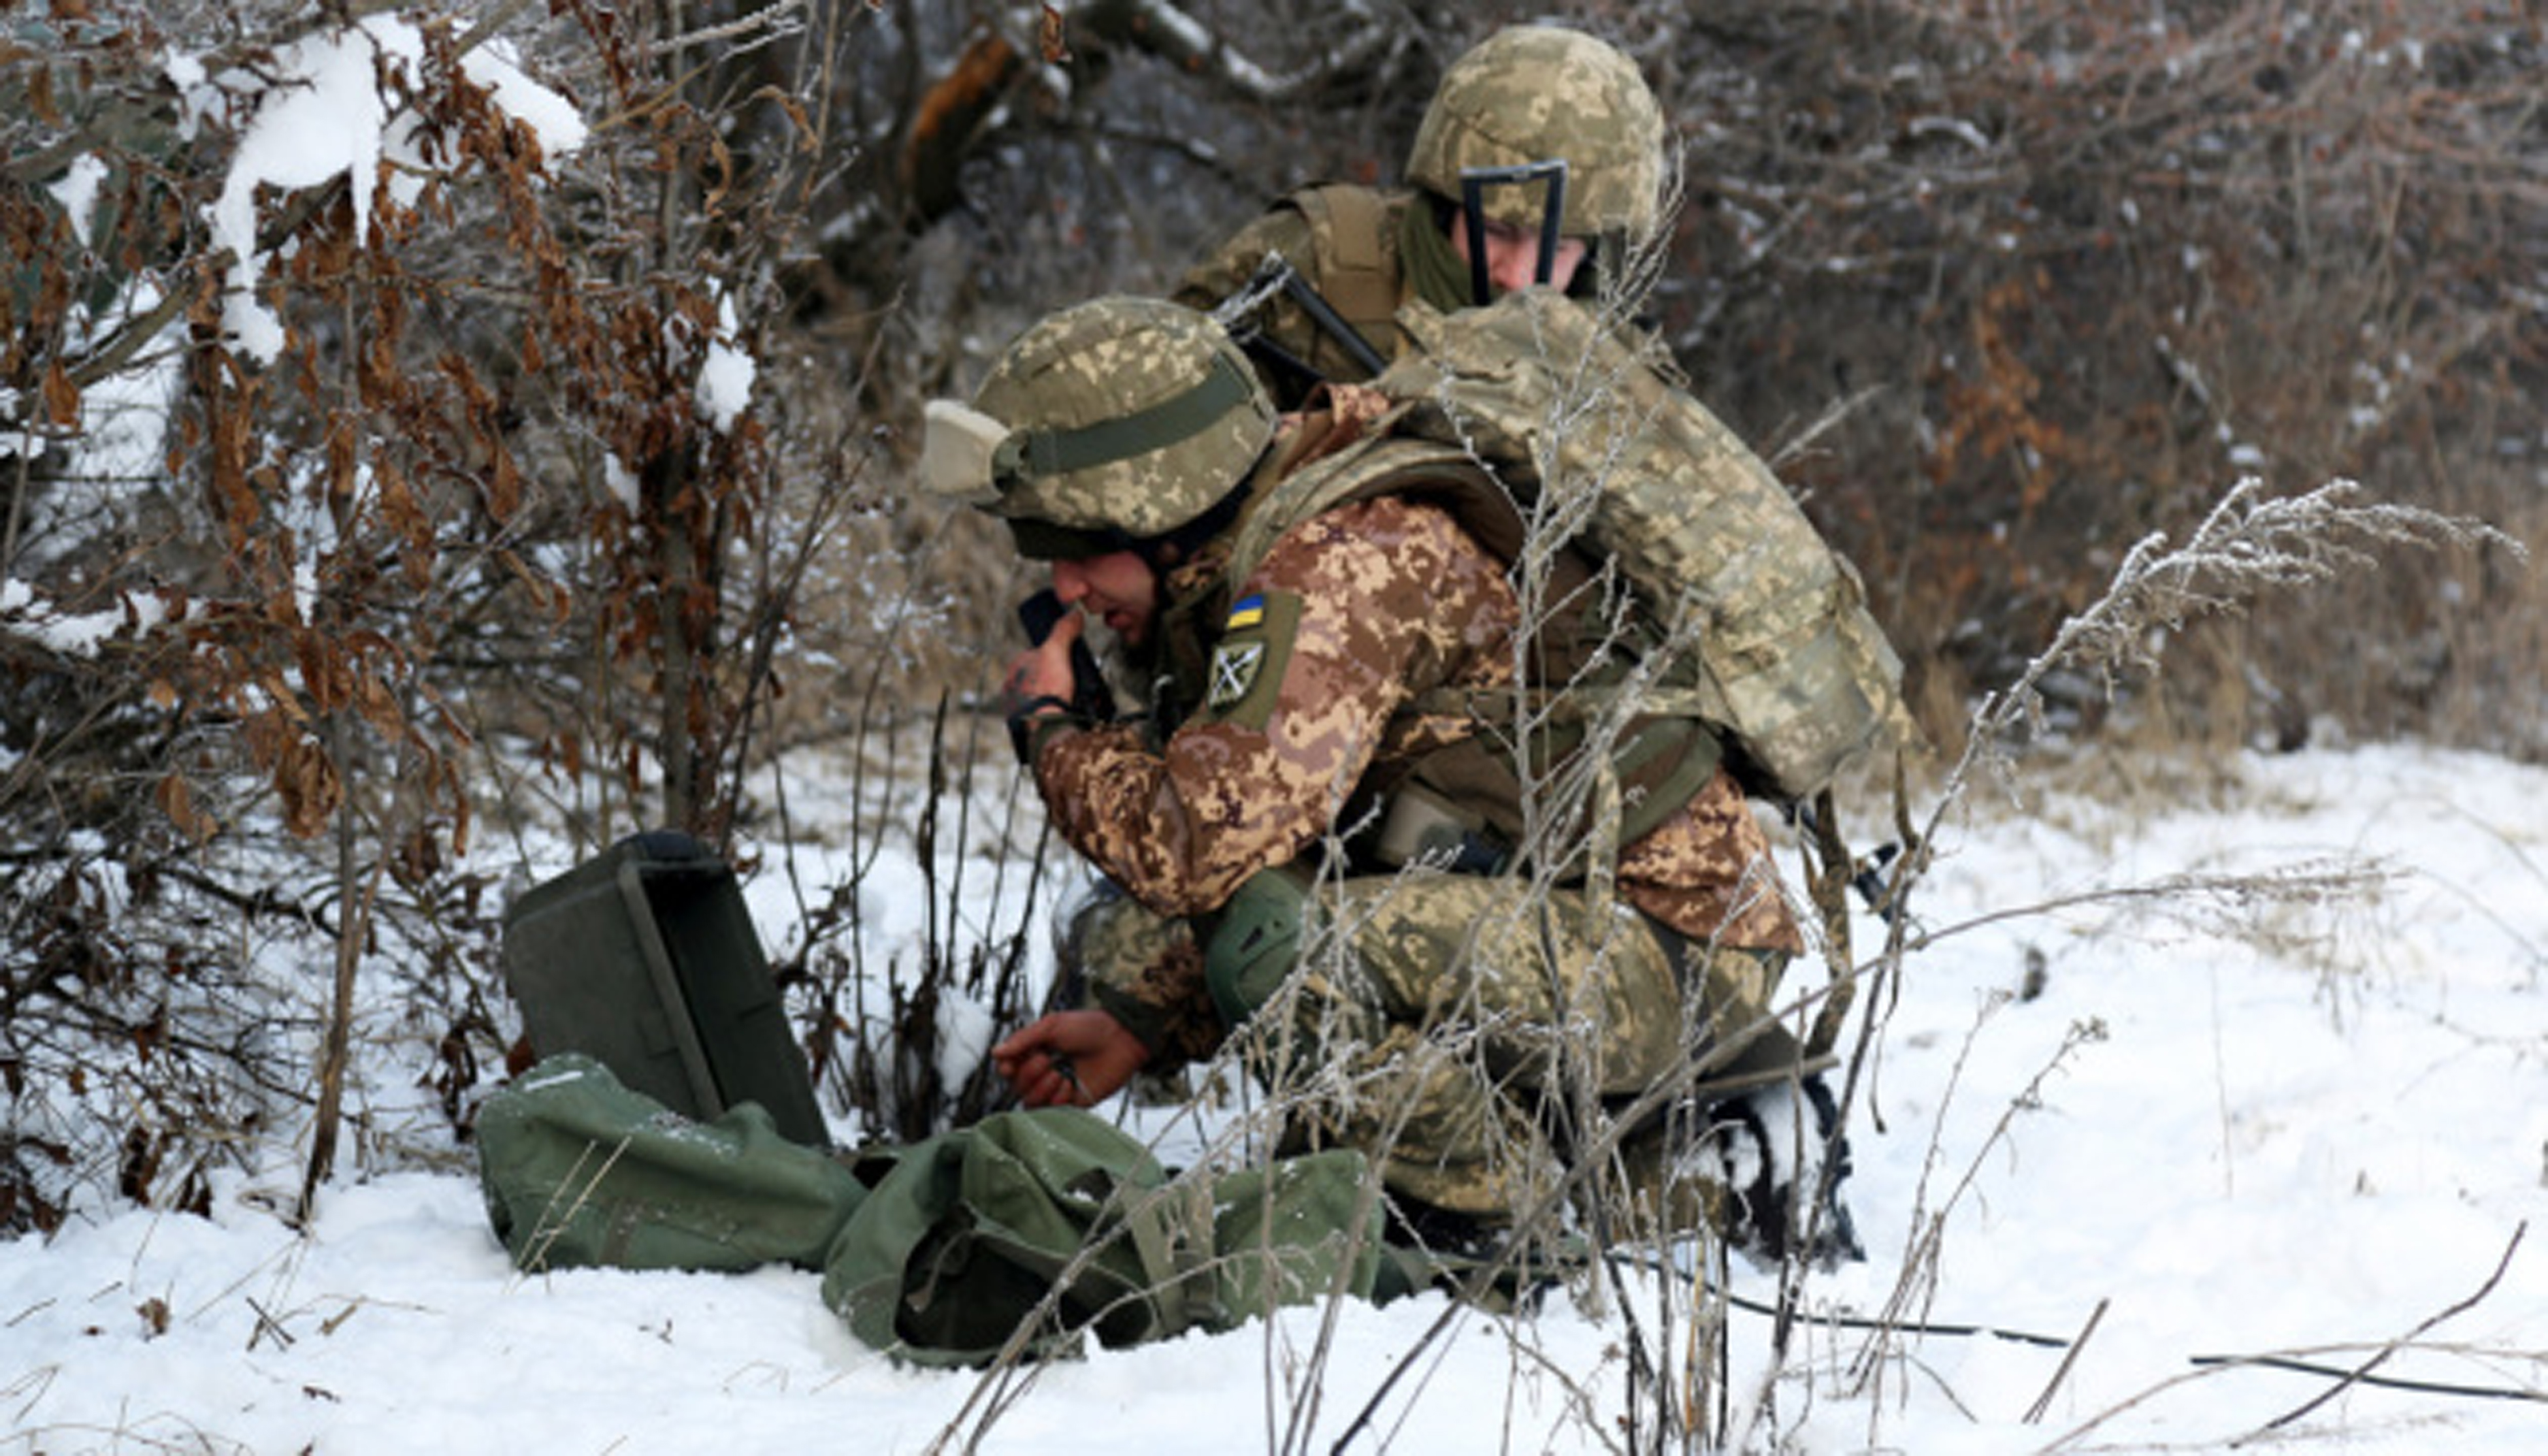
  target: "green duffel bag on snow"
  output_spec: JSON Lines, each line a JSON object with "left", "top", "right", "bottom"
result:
{"left": 476, "top": 1053, "right": 864, "bottom": 1272}
{"left": 821, "top": 1107, "right": 1385, "bottom": 1367}
{"left": 475, "top": 1055, "right": 1384, "bottom": 1365}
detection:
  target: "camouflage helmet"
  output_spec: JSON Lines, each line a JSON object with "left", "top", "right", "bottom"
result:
{"left": 919, "top": 297, "right": 1277, "bottom": 560}
{"left": 1403, "top": 26, "right": 1665, "bottom": 240}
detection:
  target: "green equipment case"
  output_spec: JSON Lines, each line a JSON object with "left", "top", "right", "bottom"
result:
{"left": 500, "top": 830, "right": 829, "bottom": 1147}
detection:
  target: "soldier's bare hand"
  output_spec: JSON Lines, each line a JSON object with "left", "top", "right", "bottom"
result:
{"left": 992, "top": 1009, "right": 1149, "bottom": 1108}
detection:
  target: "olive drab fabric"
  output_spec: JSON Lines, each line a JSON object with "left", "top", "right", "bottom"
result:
{"left": 920, "top": 297, "right": 1278, "bottom": 558}
{"left": 1402, "top": 25, "right": 1667, "bottom": 240}
{"left": 822, "top": 1108, "right": 1382, "bottom": 1367}
{"left": 477, "top": 1053, "right": 864, "bottom": 1273}
{"left": 473, "top": 1055, "right": 1384, "bottom": 1367}
{"left": 1172, "top": 186, "right": 1432, "bottom": 408}
{"left": 1377, "top": 291, "right": 1920, "bottom": 803}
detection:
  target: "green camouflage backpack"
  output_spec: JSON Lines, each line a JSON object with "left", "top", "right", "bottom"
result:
{"left": 1396, "top": 290, "right": 1914, "bottom": 805}
{"left": 1232, "top": 289, "right": 1914, "bottom": 811}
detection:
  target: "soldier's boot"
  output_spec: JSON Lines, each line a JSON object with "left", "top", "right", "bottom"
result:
{"left": 1679, "top": 1071, "right": 1865, "bottom": 1271}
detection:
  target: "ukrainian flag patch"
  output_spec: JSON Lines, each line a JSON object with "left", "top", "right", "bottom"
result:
{"left": 1225, "top": 594, "right": 1266, "bottom": 632}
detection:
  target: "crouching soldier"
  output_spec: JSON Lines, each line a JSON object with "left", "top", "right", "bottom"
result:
{"left": 920, "top": 295, "right": 1861, "bottom": 1269}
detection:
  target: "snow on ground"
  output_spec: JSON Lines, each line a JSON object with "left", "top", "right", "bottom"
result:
{"left": 4, "top": 740, "right": 2544, "bottom": 1454}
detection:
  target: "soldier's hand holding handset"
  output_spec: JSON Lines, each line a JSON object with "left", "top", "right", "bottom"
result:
{"left": 1002, "top": 588, "right": 1107, "bottom": 763}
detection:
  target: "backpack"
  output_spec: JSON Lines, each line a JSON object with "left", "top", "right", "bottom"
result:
{"left": 1196, "top": 184, "right": 1416, "bottom": 406}
{"left": 1370, "top": 290, "right": 1916, "bottom": 805}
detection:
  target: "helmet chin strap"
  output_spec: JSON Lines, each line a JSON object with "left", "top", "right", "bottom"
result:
{"left": 1456, "top": 159, "right": 1570, "bottom": 306}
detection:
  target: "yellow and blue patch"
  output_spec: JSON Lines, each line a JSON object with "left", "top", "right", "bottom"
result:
{"left": 1201, "top": 589, "right": 1300, "bottom": 730}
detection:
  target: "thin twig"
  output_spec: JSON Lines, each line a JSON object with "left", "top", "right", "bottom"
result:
{"left": 1604, "top": 1253, "right": 2548, "bottom": 1410}
{"left": 2023, "top": 1297, "right": 2109, "bottom": 1423}
{"left": 2233, "top": 1220, "right": 2528, "bottom": 1442}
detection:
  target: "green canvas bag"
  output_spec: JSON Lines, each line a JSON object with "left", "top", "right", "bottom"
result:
{"left": 476, "top": 1058, "right": 1384, "bottom": 1367}
{"left": 476, "top": 1053, "right": 864, "bottom": 1272}
{"left": 820, "top": 1107, "right": 1384, "bottom": 1367}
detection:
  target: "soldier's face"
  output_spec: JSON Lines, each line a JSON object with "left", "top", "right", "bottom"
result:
{"left": 1051, "top": 549, "right": 1160, "bottom": 647}
{"left": 1451, "top": 216, "right": 1589, "bottom": 298}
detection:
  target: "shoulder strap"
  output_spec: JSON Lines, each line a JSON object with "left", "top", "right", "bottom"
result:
{"left": 1221, "top": 424, "right": 1515, "bottom": 597}
{"left": 1286, "top": 184, "right": 1405, "bottom": 353}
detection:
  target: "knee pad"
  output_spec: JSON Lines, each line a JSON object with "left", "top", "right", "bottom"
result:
{"left": 1203, "top": 864, "right": 1312, "bottom": 1027}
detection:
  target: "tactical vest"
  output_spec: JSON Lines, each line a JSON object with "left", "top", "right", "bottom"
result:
{"left": 1280, "top": 184, "right": 1410, "bottom": 374}
{"left": 1202, "top": 187, "right": 1427, "bottom": 412}
{"left": 1152, "top": 418, "right": 1727, "bottom": 877}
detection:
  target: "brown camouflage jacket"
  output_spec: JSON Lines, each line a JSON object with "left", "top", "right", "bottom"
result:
{"left": 1029, "top": 417, "right": 1804, "bottom": 1056}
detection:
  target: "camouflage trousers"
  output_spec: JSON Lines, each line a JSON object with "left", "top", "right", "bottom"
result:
{"left": 1077, "top": 868, "right": 1793, "bottom": 1225}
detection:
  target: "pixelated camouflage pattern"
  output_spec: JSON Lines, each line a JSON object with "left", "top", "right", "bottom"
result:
{"left": 970, "top": 296, "right": 1275, "bottom": 542}
{"left": 1238, "top": 875, "right": 1789, "bottom": 1219}
{"left": 1024, "top": 413, "right": 1812, "bottom": 1221}
{"left": 1382, "top": 290, "right": 1920, "bottom": 801}
{"left": 1216, "top": 415, "right": 1737, "bottom": 860}
{"left": 1403, "top": 26, "right": 1665, "bottom": 239}
{"left": 1035, "top": 416, "right": 1801, "bottom": 948}
{"left": 1059, "top": 863, "right": 1797, "bottom": 1220}
{"left": 1064, "top": 890, "right": 1226, "bottom": 1067}
{"left": 1036, "top": 488, "right": 1517, "bottom": 917}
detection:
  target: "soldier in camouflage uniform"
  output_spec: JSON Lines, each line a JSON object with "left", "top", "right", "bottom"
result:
{"left": 921, "top": 296, "right": 1862, "bottom": 1267}
{"left": 1174, "top": 24, "right": 1666, "bottom": 408}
